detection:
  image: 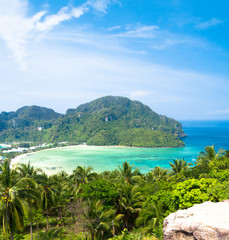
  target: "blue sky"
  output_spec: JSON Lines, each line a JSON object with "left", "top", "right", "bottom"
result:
{"left": 0, "top": 0, "right": 228, "bottom": 120}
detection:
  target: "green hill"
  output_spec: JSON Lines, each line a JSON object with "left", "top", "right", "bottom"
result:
{"left": 0, "top": 96, "right": 185, "bottom": 147}
{"left": 0, "top": 106, "right": 62, "bottom": 141}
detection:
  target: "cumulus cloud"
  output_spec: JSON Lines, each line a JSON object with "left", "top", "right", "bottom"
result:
{"left": 0, "top": 0, "right": 115, "bottom": 70}
{"left": 195, "top": 18, "right": 224, "bottom": 30}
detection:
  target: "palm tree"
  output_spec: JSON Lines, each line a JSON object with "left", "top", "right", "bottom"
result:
{"left": 72, "top": 166, "right": 97, "bottom": 185}
{"left": 151, "top": 166, "right": 168, "bottom": 181}
{"left": 136, "top": 201, "right": 163, "bottom": 235}
{"left": 169, "top": 158, "right": 190, "bottom": 175}
{"left": 0, "top": 160, "right": 37, "bottom": 240}
{"left": 54, "top": 180, "right": 69, "bottom": 221}
{"left": 115, "top": 183, "right": 144, "bottom": 230}
{"left": 16, "top": 162, "right": 43, "bottom": 178}
{"left": 50, "top": 171, "right": 70, "bottom": 221}
{"left": 197, "top": 145, "right": 225, "bottom": 165}
{"left": 144, "top": 166, "right": 168, "bottom": 182}
{"left": 38, "top": 174, "right": 56, "bottom": 229}
{"left": 136, "top": 200, "right": 164, "bottom": 239}
{"left": 16, "top": 162, "right": 41, "bottom": 240}
{"left": 83, "top": 200, "right": 115, "bottom": 240}
{"left": 117, "top": 162, "right": 140, "bottom": 184}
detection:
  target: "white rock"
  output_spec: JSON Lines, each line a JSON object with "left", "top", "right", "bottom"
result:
{"left": 164, "top": 201, "right": 229, "bottom": 240}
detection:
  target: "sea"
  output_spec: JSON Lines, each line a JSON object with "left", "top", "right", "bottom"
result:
{"left": 19, "top": 120, "right": 229, "bottom": 174}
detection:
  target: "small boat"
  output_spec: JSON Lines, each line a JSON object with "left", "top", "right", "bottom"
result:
{"left": 192, "top": 156, "right": 196, "bottom": 161}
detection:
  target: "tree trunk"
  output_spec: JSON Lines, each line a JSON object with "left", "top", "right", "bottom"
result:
{"left": 125, "top": 217, "right": 128, "bottom": 230}
{"left": 30, "top": 221, "right": 33, "bottom": 240}
{"left": 60, "top": 207, "right": 63, "bottom": 221}
{"left": 112, "top": 220, "right": 115, "bottom": 236}
{"left": 36, "top": 221, "right": 40, "bottom": 231}
{"left": 10, "top": 231, "right": 14, "bottom": 240}
{"left": 46, "top": 209, "right": 49, "bottom": 229}
{"left": 58, "top": 207, "right": 60, "bottom": 220}
{"left": 58, "top": 207, "right": 63, "bottom": 221}
{"left": 91, "top": 230, "right": 94, "bottom": 240}
{"left": 7, "top": 206, "right": 13, "bottom": 240}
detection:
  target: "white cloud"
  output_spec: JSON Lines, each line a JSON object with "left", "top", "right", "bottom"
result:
{"left": 0, "top": 37, "right": 227, "bottom": 119}
{"left": 128, "top": 90, "right": 151, "bottom": 99}
{"left": 0, "top": 0, "right": 44, "bottom": 70}
{"left": 208, "top": 108, "right": 229, "bottom": 115}
{"left": 195, "top": 18, "right": 224, "bottom": 30}
{"left": 105, "top": 24, "right": 206, "bottom": 51}
{"left": 107, "top": 25, "right": 122, "bottom": 31}
{"left": 151, "top": 36, "right": 206, "bottom": 50}
{"left": 35, "top": 7, "right": 87, "bottom": 31}
{"left": 85, "top": 0, "right": 114, "bottom": 14}
{"left": 0, "top": 0, "right": 115, "bottom": 70}
{"left": 113, "top": 25, "right": 159, "bottom": 38}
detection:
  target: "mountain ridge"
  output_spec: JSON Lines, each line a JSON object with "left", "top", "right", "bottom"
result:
{"left": 0, "top": 96, "right": 185, "bottom": 147}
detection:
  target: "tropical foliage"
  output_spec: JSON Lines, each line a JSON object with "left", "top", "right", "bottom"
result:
{"left": 0, "top": 145, "right": 228, "bottom": 239}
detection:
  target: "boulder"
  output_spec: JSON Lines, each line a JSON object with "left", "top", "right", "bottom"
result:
{"left": 163, "top": 200, "right": 229, "bottom": 240}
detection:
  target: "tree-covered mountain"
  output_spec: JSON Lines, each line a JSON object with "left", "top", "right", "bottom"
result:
{"left": 0, "top": 106, "right": 62, "bottom": 141}
{"left": 0, "top": 96, "right": 185, "bottom": 147}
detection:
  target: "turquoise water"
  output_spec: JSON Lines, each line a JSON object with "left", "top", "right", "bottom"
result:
{"left": 21, "top": 120, "right": 229, "bottom": 174}
{"left": 0, "top": 144, "right": 10, "bottom": 149}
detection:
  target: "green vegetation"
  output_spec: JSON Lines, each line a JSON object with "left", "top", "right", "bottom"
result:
{"left": 0, "top": 145, "right": 228, "bottom": 239}
{"left": 0, "top": 96, "right": 185, "bottom": 147}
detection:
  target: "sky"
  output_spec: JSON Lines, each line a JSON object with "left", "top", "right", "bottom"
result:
{"left": 0, "top": 0, "right": 229, "bottom": 120}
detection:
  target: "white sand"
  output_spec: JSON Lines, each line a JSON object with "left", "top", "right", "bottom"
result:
{"left": 10, "top": 153, "right": 33, "bottom": 167}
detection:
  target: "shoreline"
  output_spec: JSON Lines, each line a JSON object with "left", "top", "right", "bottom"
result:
{"left": 10, "top": 153, "right": 32, "bottom": 167}
{"left": 0, "top": 143, "right": 12, "bottom": 148}
{"left": 10, "top": 144, "right": 185, "bottom": 168}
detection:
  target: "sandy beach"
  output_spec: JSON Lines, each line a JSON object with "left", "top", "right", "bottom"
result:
{"left": 10, "top": 153, "right": 33, "bottom": 167}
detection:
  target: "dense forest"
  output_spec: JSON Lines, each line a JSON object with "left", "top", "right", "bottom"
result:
{"left": 0, "top": 96, "right": 185, "bottom": 147}
{"left": 0, "top": 145, "right": 228, "bottom": 239}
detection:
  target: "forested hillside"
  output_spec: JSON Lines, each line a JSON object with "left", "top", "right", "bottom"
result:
{"left": 0, "top": 96, "right": 185, "bottom": 147}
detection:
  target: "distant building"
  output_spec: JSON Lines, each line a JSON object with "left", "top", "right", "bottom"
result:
{"left": 30, "top": 146, "right": 37, "bottom": 150}
{"left": 2, "top": 147, "right": 28, "bottom": 153}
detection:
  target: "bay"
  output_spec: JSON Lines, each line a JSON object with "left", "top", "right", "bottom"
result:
{"left": 21, "top": 120, "right": 229, "bottom": 174}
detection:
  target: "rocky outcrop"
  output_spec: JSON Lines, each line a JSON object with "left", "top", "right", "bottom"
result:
{"left": 163, "top": 200, "right": 229, "bottom": 240}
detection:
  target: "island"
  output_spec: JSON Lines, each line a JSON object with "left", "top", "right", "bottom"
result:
{"left": 0, "top": 96, "right": 185, "bottom": 148}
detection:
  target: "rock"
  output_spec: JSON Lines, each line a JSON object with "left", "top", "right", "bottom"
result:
{"left": 163, "top": 201, "right": 229, "bottom": 240}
